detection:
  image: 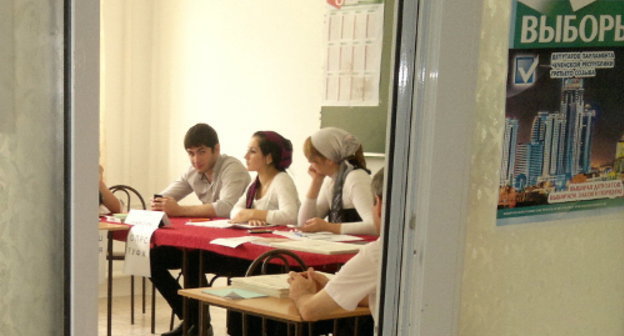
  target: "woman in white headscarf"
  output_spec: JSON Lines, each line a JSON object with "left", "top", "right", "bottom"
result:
{"left": 297, "top": 127, "right": 376, "bottom": 235}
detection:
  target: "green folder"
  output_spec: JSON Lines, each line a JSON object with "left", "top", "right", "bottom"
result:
{"left": 202, "top": 287, "right": 268, "bottom": 300}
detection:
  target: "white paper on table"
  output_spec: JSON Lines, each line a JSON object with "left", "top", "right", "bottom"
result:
{"left": 187, "top": 219, "right": 233, "bottom": 228}
{"left": 210, "top": 236, "right": 258, "bottom": 248}
{"left": 272, "top": 231, "right": 363, "bottom": 242}
{"left": 123, "top": 224, "right": 158, "bottom": 277}
{"left": 125, "top": 209, "right": 170, "bottom": 227}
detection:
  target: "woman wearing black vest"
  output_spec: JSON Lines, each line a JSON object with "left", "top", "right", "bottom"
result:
{"left": 297, "top": 127, "right": 376, "bottom": 235}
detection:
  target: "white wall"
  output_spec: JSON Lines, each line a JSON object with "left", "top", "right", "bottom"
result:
{"left": 100, "top": 1, "right": 389, "bottom": 204}
{"left": 458, "top": 1, "right": 624, "bottom": 335}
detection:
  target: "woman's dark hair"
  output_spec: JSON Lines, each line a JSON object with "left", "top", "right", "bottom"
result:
{"left": 253, "top": 131, "right": 293, "bottom": 171}
{"left": 184, "top": 123, "right": 219, "bottom": 149}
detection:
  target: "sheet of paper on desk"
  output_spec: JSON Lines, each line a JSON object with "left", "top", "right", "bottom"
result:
{"left": 210, "top": 236, "right": 258, "bottom": 248}
{"left": 202, "top": 287, "right": 267, "bottom": 300}
{"left": 269, "top": 240, "right": 362, "bottom": 255}
{"left": 187, "top": 219, "right": 232, "bottom": 228}
{"left": 272, "top": 231, "right": 363, "bottom": 242}
{"left": 230, "top": 272, "right": 335, "bottom": 298}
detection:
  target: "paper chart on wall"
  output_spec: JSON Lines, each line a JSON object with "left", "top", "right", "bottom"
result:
{"left": 322, "top": 0, "right": 385, "bottom": 106}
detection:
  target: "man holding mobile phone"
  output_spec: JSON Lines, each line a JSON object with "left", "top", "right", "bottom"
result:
{"left": 150, "top": 124, "right": 250, "bottom": 218}
{"left": 150, "top": 123, "right": 250, "bottom": 336}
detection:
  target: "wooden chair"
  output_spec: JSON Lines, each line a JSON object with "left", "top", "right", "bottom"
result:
{"left": 108, "top": 184, "right": 157, "bottom": 333}
{"left": 244, "top": 249, "right": 307, "bottom": 277}
{"left": 241, "top": 250, "right": 368, "bottom": 336}
{"left": 236, "top": 249, "right": 307, "bottom": 336}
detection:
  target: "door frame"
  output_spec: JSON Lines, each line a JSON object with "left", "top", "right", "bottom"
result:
{"left": 67, "top": 0, "right": 100, "bottom": 335}
{"left": 379, "top": 0, "right": 483, "bottom": 334}
{"left": 67, "top": 0, "right": 485, "bottom": 334}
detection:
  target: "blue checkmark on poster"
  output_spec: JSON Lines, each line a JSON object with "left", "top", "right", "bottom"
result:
{"left": 514, "top": 55, "right": 539, "bottom": 85}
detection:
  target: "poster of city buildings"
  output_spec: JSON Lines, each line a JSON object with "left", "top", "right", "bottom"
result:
{"left": 497, "top": 0, "right": 624, "bottom": 225}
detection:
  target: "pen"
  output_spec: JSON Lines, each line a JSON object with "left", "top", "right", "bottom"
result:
{"left": 187, "top": 218, "right": 211, "bottom": 222}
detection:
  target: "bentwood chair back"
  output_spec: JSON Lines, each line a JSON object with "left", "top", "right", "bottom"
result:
{"left": 108, "top": 184, "right": 156, "bottom": 333}
{"left": 245, "top": 249, "right": 307, "bottom": 276}
{"left": 238, "top": 249, "right": 307, "bottom": 336}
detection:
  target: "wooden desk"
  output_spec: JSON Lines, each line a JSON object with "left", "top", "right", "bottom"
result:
{"left": 99, "top": 222, "right": 130, "bottom": 336}
{"left": 179, "top": 287, "right": 371, "bottom": 336}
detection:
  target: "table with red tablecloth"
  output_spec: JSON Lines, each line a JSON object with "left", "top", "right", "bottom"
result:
{"left": 105, "top": 216, "right": 376, "bottom": 334}
{"left": 110, "top": 217, "right": 376, "bottom": 268}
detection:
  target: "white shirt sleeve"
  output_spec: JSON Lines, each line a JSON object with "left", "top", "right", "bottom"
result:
{"left": 297, "top": 178, "right": 331, "bottom": 226}
{"left": 339, "top": 170, "right": 376, "bottom": 235}
{"left": 160, "top": 167, "right": 194, "bottom": 201}
{"left": 212, "top": 159, "right": 251, "bottom": 218}
{"left": 266, "top": 173, "right": 300, "bottom": 225}
{"left": 324, "top": 240, "right": 380, "bottom": 311}
{"left": 231, "top": 173, "right": 300, "bottom": 225}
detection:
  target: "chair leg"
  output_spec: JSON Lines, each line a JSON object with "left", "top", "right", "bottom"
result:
{"left": 130, "top": 275, "right": 135, "bottom": 324}
{"left": 151, "top": 281, "right": 156, "bottom": 334}
{"left": 142, "top": 277, "right": 146, "bottom": 314}
{"left": 170, "top": 307, "right": 176, "bottom": 330}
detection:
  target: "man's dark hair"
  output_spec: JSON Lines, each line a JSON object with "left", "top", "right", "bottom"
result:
{"left": 371, "top": 168, "right": 384, "bottom": 199}
{"left": 184, "top": 123, "right": 219, "bottom": 149}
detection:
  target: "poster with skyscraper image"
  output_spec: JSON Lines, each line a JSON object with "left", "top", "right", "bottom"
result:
{"left": 497, "top": 0, "right": 624, "bottom": 225}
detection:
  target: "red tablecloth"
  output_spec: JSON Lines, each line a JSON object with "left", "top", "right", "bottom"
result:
{"left": 108, "top": 217, "right": 376, "bottom": 267}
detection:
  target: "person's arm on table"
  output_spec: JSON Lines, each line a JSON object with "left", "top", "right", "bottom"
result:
{"left": 151, "top": 170, "right": 216, "bottom": 216}
{"left": 265, "top": 173, "right": 300, "bottom": 225}
{"left": 152, "top": 196, "right": 218, "bottom": 217}
{"left": 297, "top": 167, "right": 328, "bottom": 226}
{"left": 229, "top": 184, "right": 268, "bottom": 226}
{"left": 99, "top": 165, "right": 122, "bottom": 214}
{"left": 288, "top": 268, "right": 342, "bottom": 321}
{"left": 300, "top": 170, "right": 376, "bottom": 235}
{"left": 231, "top": 208, "right": 268, "bottom": 225}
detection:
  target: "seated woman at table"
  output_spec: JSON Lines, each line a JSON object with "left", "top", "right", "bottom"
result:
{"left": 297, "top": 127, "right": 376, "bottom": 235}
{"left": 230, "top": 131, "right": 300, "bottom": 226}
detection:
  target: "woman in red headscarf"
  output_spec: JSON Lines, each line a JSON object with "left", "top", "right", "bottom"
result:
{"left": 230, "top": 131, "right": 300, "bottom": 226}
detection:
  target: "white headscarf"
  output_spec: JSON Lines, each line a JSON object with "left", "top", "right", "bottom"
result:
{"left": 310, "top": 127, "right": 361, "bottom": 162}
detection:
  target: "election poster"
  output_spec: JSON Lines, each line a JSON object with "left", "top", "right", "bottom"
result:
{"left": 498, "top": 0, "right": 624, "bottom": 225}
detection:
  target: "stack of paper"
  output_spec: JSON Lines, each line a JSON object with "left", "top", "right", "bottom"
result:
{"left": 230, "top": 272, "right": 335, "bottom": 298}
{"left": 269, "top": 240, "right": 362, "bottom": 255}
{"left": 272, "top": 231, "right": 363, "bottom": 242}
{"left": 202, "top": 287, "right": 267, "bottom": 300}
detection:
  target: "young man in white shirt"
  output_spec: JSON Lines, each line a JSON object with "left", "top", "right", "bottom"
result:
{"left": 288, "top": 168, "right": 384, "bottom": 334}
{"left": 150, "top": 123, "right": 251, "bottom": 336}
